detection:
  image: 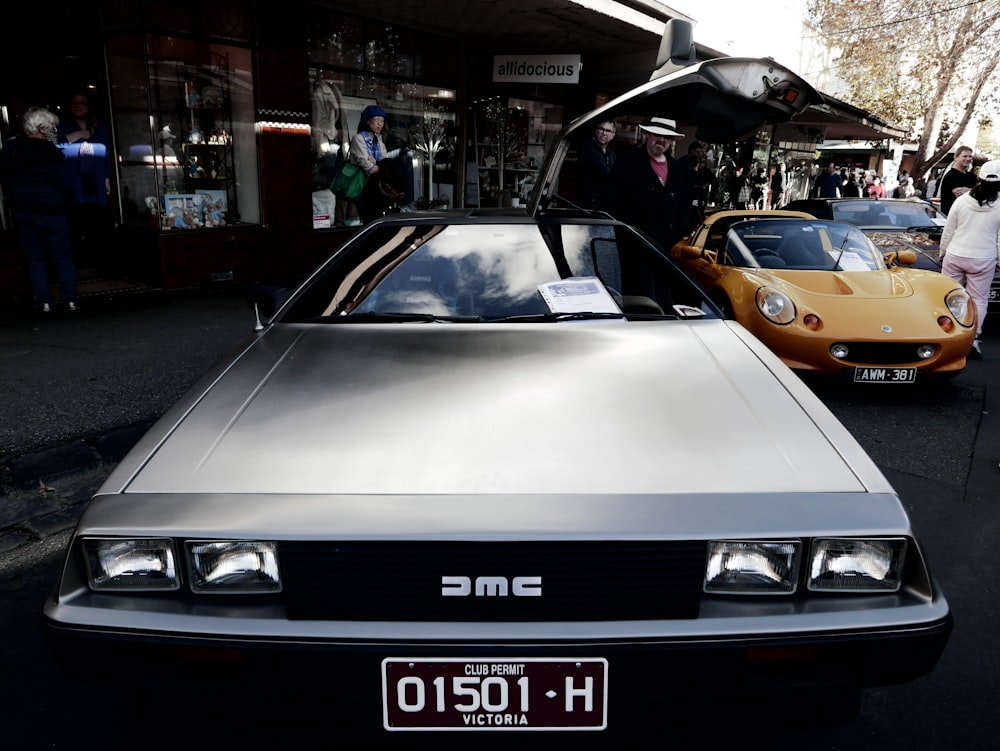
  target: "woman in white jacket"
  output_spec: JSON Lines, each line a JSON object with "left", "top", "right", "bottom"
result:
{"left": 940, "top": 159, "right": 1000, "bottom": 357}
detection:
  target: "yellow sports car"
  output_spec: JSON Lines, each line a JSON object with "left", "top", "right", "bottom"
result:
{"left": 670, "top": 211, "right": 977, "bottom": 382}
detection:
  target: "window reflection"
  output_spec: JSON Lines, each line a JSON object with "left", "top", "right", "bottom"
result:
{"left": 281, "top": 221, "right": 714, "bottom": 323}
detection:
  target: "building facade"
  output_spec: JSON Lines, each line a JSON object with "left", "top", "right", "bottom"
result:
{"left": 0, "top": 1, "right": 900, "bottom": 306}
{"left": 2, "top": 0, "right": 688, "bottom": 302}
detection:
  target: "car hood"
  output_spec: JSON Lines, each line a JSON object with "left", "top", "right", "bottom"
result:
{"left": 119, "top": 322, "right": 874, "bottom": 496}
{"left": 765, "top": 269, "right": 917, "bottom": 298}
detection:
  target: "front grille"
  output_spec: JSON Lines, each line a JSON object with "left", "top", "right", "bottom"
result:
{"left": 835, "top": 342, "right": 935, "bottom": 365}
{"left": 279, "top": 541, "right": 705, "bottom": 621}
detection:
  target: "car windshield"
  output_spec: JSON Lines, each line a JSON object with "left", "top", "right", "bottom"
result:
{"left": 279, "top": 218, "right": 717, "bottom": 322}
{"left": 830, "top": 200, "right": 946, "bottom": 229}
{"left": 721, "top": 219, "right": 883, "bottom": 271}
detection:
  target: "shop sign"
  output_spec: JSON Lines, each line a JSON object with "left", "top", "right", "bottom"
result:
{"left": 493, "top": 54, "right": 581, "bottom": 84}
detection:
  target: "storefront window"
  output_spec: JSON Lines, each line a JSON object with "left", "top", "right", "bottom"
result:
{"left": 308, "top": 15, "right": 365, "bottom": 70}
{"left": 308, "top": 12, "right": 459, "bottom": 228}
{"left": 309, "top": 69, "right": 458, "bottom": 227}
{"left": 365, "top": 21, "right": 415, "bottom": 78}
{"left": 110, "top": 35, "right": 259, "bottom": 231}
{"left": 467, "top": 97, "right": 560, "bottom": 208}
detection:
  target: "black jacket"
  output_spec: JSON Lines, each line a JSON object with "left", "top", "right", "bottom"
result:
{"left": 609, "top": 144, "right": 687, "bottom": 249}
{"left": 576, "top": 136, "right": 616, "bottom": 212}
{"left": 0, "top": 137, "right": 73, "bottom": 215}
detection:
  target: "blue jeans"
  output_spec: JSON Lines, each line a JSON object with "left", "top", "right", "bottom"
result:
{"left": 16, "top": 213, "right": 78, "bottom": 306}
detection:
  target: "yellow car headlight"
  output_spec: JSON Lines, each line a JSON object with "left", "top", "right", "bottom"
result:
{"left": 756, "top": 287, "right": 796, "bottom": 324}
{"left": 945, "top": 289, "right": 976, "bottom": 328}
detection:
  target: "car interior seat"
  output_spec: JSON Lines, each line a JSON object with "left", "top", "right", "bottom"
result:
{"left": 777, "top": 229, "right": 828, "bottom": 268}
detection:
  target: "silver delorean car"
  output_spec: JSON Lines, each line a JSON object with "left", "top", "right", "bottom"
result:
{"left": 44, "top": 24, "right": 950, "bottom": 738}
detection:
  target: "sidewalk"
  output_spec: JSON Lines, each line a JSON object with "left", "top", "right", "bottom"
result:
{"left": 0, "top": 285, "right": 256, "bottom": 491}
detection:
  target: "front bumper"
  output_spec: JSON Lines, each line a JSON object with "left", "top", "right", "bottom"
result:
{"left": 43, "top": 612, "right": 952, "bottom": 733}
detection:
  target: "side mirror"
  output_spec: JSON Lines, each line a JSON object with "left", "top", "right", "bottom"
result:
{"left": 650, "top": 19, "right": 697, "bottom": 80}
{"left": 885, "top": 250, "right": 917, "bottom": 266}
{"left": 678, "top": 244, "right": 714, "bottom": 263}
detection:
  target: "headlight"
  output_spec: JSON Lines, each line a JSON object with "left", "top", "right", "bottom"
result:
{"left": 704, "top": 541, "right": 800, "bottom": 594}
{"left": 84, "top": 538, "right": 179, "bottom": 591}
{"left": 755, "top": 287, "right": 796, "bottom": 324}
{"left": 187, "top": 540, "right": 281, "bottom": 593}
{"left": 945, "top": 289, "right": 976, "bottom": 327}
{"left": 807, "top": 538, "right": 906, "bottom": 592}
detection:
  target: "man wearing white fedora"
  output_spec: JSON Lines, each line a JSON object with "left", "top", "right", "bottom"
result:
{"left": 608, "top": 116, "right": 689, "bottom": 249}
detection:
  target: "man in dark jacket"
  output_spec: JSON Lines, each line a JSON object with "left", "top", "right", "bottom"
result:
{"left": 576, "top": 119, "right": 617, "bottom": 212}
{"left": 608, "top": 117, "right": 687, "bottom": 249}
{"left": 0, "top": 107, "right": 78, "bottom": 312}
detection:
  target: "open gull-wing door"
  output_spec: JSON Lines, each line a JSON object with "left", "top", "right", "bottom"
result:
{"left": 527, "top": 53, "right": 822, "bottom": 216}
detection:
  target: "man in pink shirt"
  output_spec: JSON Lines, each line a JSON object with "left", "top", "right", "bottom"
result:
{"left": 608, "top": 117, "right": 688, "bottom": 249}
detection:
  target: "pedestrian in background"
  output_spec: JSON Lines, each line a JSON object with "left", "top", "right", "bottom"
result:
{"left": 608, "top": 116, "right": 687, "bottom": 249}
{"left": 769, "top": 163, "right": 786, "bottom": 208}
{"left": 940, "top": 145, "right": 977, "bottom": 215}
{"left": 576, "top": 119, "right": 617, "bottom": 212}
{"left": 813, "top": 162, "right": 843, "bottom": 198}
{"left": 349, "top": 105, "right": 390, "bottom": 221}
{"left": 894, "top": 177, "right": 916, "bottom": 199}
{"left": 939, "top": 159, "right": 1000, "bottom": 358}
{"left": 676, "top": 139, "right": 706, "bottom": 228}
{"left": 57, "top": 91, "right": 113, "bottom": 271}
{"left": 727, "top": 166, "right": 749, "bottom": 210}
{"left": 0, "top": 107, "right": 79, "bottom": 312}
{"left": 865, "top": 176, "right": 885, "bottom": 199}
{"left": 750, "top": 167, "right": 768, "bottom": 209}
{"left": 842, "top": 171, "right": 863, "bottom": 197}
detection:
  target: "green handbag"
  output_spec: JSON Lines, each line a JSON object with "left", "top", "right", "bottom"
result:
{"left": 331, "top": 161, "right": 369, "bottom": 201}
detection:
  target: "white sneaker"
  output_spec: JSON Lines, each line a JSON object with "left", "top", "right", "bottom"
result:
{"left": 41, "top": 303, "right": 51, "bottom": 313}
{"left": 970, "top": 339, "right": 982, "bottom": 357}
{"left": 67, "top": 302, "right": 78, "bottom": 312}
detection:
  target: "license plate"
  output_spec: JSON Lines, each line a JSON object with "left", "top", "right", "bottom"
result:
{"left": 382, "top": 658, "right": 608, "bottom": 731}
{"left": 990, "top": 288, "right": 998, "bottom": 301}
{"left": 853, "top": 366, "right": 917, "bottom": 383}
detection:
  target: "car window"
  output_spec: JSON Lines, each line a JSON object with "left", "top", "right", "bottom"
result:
{"left": 831, "top": 200, "right": 946, "bottom": 229}
{"left": 886, "top": 202, "right": 947, "bottom": 227}
{"left": 724, "top": 219, "right": 882, "bottom": 271}
{"left": 280, "top": 221, "right": 718, "bottom": 322}
{"left": 829, "top": 201, "right": 888, "bottom": 227}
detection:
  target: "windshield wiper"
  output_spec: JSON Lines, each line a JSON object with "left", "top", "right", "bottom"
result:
{"left": 831, "top": 232, "right": 851, "bottom": 270}
{"left": 308, "top": 312, "right": 485, "bottom": 323}
{"left": 489, "top": 311, "right": 626, "bottom": 322}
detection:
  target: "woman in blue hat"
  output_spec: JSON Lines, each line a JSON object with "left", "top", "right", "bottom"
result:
{"left": 349, "top": 104, "right": 389, "bottom": 179}
{"left": 349, "top": 104, "right": 405, "bottom": 223}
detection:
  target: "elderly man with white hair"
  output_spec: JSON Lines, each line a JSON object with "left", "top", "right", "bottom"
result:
{"left": 0, "top": 107, "right": 79, "bottom": 312}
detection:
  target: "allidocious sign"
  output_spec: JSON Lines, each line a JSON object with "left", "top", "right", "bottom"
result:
{"left": 493, "top": 55, "right": 581, "bottom": 84}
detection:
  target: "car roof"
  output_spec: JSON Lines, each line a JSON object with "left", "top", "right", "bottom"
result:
{"left": 702, "top": 209, "right": 816, "bottom": 226}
